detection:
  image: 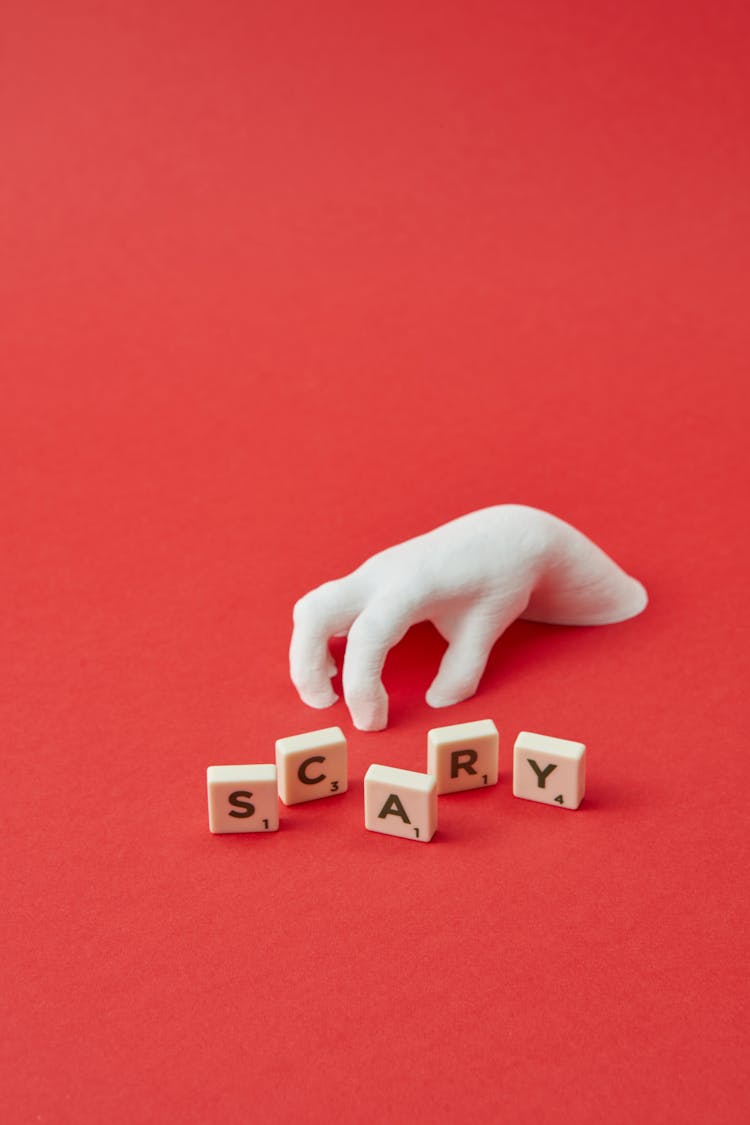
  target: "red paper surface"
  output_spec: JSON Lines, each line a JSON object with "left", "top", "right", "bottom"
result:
{"left": 3, "top": 2, "right": 748, "bottom": 1122}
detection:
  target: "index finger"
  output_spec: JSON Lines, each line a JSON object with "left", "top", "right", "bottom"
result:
{"left": 289, "top": 575, "right": 365, "bottom": 707}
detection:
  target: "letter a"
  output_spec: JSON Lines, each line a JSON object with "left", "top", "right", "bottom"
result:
{"left": 378, "top": 793, "right": 411, "bottom": 823}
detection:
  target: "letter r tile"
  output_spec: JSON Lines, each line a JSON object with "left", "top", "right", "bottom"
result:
{"left": 427, "top": 719, "right": 499, "bottom": 794}
{"left": 275, "top": 726, "right": 348, "bottom": 806}
{"left": 512, "top": 731, "right": 586, "bottom": 809}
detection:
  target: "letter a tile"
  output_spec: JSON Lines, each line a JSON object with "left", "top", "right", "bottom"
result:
{"left": 512, "top": 731, "right": 585, "bottom": 810}
{"left": 364, "top": 764, "right": 437, "bottom": 842}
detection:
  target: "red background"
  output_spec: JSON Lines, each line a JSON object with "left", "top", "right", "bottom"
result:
{"left": 3, "top": 2, "right": 748, "bottom": 1122}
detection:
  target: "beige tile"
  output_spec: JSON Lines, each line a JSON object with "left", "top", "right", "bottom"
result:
{"left": 207, "top": 764, "right": 279, "bottom": 833}
{"left": 427, "top": 718, "right": 499, "bottom": 794}
{"left": 364, "top": 764, "right": 437, "bottom": 842}
{"left": 512, "top": 731, "right": 585, "bottom": 809}
{"left": 275, "top": 726, "right": 348, "bottom": 805}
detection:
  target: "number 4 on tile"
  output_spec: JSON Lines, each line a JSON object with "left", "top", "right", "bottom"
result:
{"left": 512, "top": 732, "right": 586, "bottom": 810}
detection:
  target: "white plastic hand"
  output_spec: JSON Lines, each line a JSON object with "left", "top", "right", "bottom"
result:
{"left": 290, "top": 505, "right": 647, "bottom": 731}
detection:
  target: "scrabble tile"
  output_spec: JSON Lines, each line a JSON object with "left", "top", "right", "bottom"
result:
{"left": 207, "top": 764, "right": 279, "bottom": 833}
{"left": 275, "top": 726, "right": 348, "bottom": 805}
{"left": 364, "top": 764, "right": 437, "bottom": 842}
{"left": 427, "top": 719, "right": 499, "bottom": 794}
{"left": 512, "top": 731, "right": 586, "bottom": 809}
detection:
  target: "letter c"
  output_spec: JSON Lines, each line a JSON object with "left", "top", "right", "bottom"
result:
{"left": 298, "top": 755, "right": 326, "bottom": 786}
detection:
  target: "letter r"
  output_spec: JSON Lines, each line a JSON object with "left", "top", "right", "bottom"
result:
{"left": 450, "top": 748, "right": 478, "bottom": 778}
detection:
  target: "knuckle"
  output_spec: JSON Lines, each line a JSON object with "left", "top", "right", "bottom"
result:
{"left": 293, "top": 580, "right": 340, "bottom": 626}
{"left": 292, "top": 592, "right": 318, "bottom": 625}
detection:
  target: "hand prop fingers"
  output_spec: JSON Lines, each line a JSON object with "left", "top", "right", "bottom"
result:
{"left": 289, "top": 506, "right": 648, "bottom": 728}
{"left": 426, "top": 595, "right": 529, "bottom": 708}
{"left": 342, "top": 593, "right": 417, "bottom": 731}
{"left": 289, "top": 576, "right": 365, "bottom": 708}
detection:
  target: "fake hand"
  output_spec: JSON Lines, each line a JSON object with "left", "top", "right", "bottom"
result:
{"left": 290, "top": 505, "right": 647, "bottom": 731}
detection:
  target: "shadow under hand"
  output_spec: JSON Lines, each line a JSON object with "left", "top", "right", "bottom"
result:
{"left": 329, "top": 618, "right": 579, "bottom": 729}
